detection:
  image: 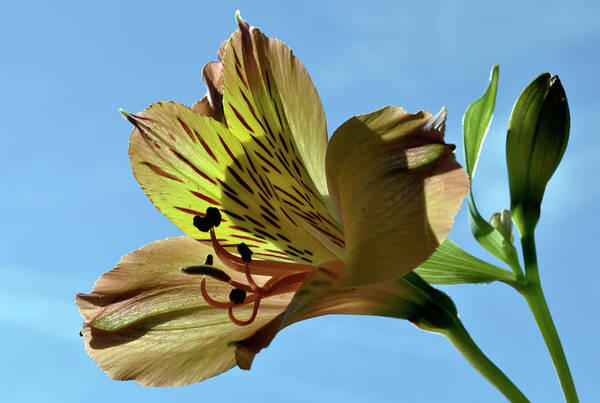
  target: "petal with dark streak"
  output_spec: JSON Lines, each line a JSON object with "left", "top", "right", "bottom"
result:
{"left": 128, "top": 101, "right": 339, "bottom": 265}
{"left": 76, "top": 236, "right": 291, "bottom": 387}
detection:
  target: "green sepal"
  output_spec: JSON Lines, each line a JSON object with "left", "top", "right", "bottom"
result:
{"left": 415, "top": 239, "right": 517, "bottom": 286}
{"left": 462, "top": 65, "right": 523, "bottom": 276}
{"left": 399, "top": 272, "right": 459, "bottom": 332}
{"left": 506, "top": 74, "right": 570, "bottom": 236}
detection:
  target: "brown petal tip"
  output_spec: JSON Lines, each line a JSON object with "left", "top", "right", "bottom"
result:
{"left": 234, "top": 346, "right": 255, "bottom": 370}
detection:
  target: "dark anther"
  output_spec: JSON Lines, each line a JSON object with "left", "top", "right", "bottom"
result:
{"left": 237, "top": 242, "right": 253, "bottom": 262}
{"left": 193, "top": 207, "right": 222, "bottom": 232}
{"left": 79, "top": 331, "right": 83, "bottom": 337}
{"left": 180, "top": 266, "right": 231, "bottom": 282}
{"left": 447, "top": 144, "right": 456, "bottom": 151}
{"left": 229, "top": 288, "right": 247, "bottom": 304}
{"left": 204, "top": 254, "right": 214, "bottom": 266}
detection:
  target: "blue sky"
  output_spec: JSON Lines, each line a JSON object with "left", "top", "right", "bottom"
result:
{"left": 1, "top": 0, "right": 598, "bottom": 402}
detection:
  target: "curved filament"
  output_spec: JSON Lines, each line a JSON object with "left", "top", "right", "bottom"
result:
{"left": 245, "top": 262, "right": 262, "bottom": 293}
{"left": 261, "top": 272, "right": 307, "bottom": 295}
{"left": 229, "top": 298, "right": 261, "bottom": 326}
{"left": 197, "top": 231, "right": 313, "bottom": 326}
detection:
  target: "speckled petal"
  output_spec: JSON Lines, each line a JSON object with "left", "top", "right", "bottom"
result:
{"left": 220, "top": 20, "right": 345, "bottom": 259}
{"left": 127, "top": 101, "right": 338, "bottom": 265}
{"left": 76, "top": 236, "right": 291, "bottom": 387}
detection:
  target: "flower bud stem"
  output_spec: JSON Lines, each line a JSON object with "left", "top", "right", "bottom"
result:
{"left": 440, "top": 317, "right": 530, "bottom": 402}
{"left": 520, "top": 233, "right": 579, "bottom": 402}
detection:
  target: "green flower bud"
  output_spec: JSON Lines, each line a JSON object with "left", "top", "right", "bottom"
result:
{"left": 506, "top": 73, "right": 570, "bottom": 236}
{"left": 489, "top": 209, "right": 514, "bottom": 243}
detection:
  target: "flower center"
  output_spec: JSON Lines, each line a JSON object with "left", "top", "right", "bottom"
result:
{"left": 182, "top": 210, "right": 310, "bottom": 326}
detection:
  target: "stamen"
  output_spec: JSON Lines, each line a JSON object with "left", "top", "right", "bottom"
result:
{"left": 228, "top": 298, "right": 261, "bottom": 326}
{"left": 241, "top": 249, "right": 306, "bottom": 297}
{"left": 193, "top": 207, "right": 222, "bottom": 232}
{"left": 200, "top": 279, "right": 235, "bottom": 309}
{"left": 200, "top": 278, "right": 258, "bottom": 309}
{"left": 208, "top": 230, "right": 314, "bottom": 276}
{"left": 184, "top": 264, "right": 259, "bottom": 293}
{"left": 181, "top": 265, "right": 231, "bottom": 282}
{"left": 229, "top": 288, "right": 247, "bottom": 304}
{"left": 195, "top": 259, "right": 306, "bottom": 327}
{"left": 190, "top": 223, "right": 316, "bottom": 327}
{"left": 236, "top": 242, "right": 265, "bottom": 294}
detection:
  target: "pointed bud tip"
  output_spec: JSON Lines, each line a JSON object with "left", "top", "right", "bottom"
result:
{"left": 489, "top": 209, "right": 514, "bottom": 243}
{"left": 235, "top": 10, "right": 245, "bottom": 25}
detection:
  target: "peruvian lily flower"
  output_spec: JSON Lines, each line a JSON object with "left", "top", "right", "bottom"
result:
{"left": 76, "top": 14, "right": 469, "bottom": 387}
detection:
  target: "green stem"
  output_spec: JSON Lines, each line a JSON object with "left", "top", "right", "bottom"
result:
{"left": 521, "top": 233, "right": 578, "bottom": 403}
{"left": 442, "top": 318, "right": 530, "bottom": 403}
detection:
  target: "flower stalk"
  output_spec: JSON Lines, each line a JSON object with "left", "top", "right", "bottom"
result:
{"left": 520, "top": 233, "right": 578, "bottom": 403}
{"left": 405, "top": 277, "right": 530, "bottom": 403}
{"left": 441, "top": 318, "right": 530, "bottom": 403}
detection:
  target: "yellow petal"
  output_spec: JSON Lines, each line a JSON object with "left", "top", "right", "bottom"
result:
{"left": 220, "top": 21, "right": 345, "bottom": 259}
{"left": 223, "top": 21, "right": 329, "bottom": 198}
{"left": 326, "top": 106, "right": 470, "bottom": 286}
{"left": 76, "top": 236, "right": 291, "bottom": 387}
{"left": 128, "top": 101, "right": 339, "bottom": 265}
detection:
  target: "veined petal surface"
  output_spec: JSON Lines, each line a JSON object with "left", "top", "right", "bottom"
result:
{"left": 282, "top": 266, "right": 420, "bottom": 326}
{"left": 76, "top": 236, "right": 291, "bottom": 387}
{"left": 326, "top": 106, "right": 470, "bottom": 286}
{"left": 128, "top": 101, "right": 340, "bottom": 265}
{"left": 220, "top": 22, "right": 345, "bottom": 259}
{"left": 223, "top": 22, "right": 329, "bottom": 198}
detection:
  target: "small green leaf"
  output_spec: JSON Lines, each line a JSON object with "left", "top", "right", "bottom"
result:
{"left": 467, "top": 194, "right": 523, "bottom": 274}
{"left": 506, "top": 74, "right": 570, "bottom": 236}
{"left": 462, "top": 66, "right": 523, "bottom": 276}
{"left": 463, "top": 65, "right": 499, "bottom": 179}
{"left": 416, "top": 239, "right": 517, "bottom": 285}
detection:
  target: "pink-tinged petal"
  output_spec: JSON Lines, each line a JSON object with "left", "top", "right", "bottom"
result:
{"left": 231, "top": 265, "right": 441, "bottom": 369}
{"left": 326, "top": 106, "right": 470, "bottom": 286}
{"left": 127, "top": 101, "right": 339, "bottom": 266}
{"left": 76, "top": 237, "right": 292, "bottom": 387}
{"left": 200, "top": 61, "right": 225, "bottom": 123}
{"left": 281, "top": 265, "right": 420, "bottom": 325}
{"left": 191, "top": 96, "right": 216, "bottom": 118}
